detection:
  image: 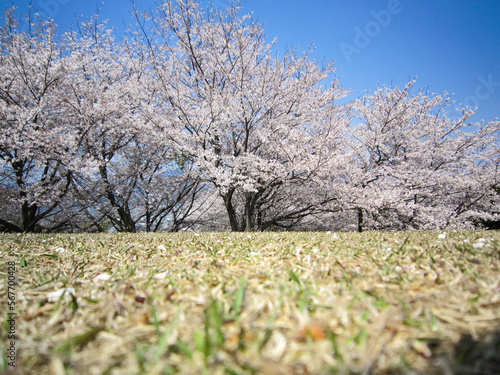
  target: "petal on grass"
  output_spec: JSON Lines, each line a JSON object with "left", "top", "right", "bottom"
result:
{"left": 153, "top": 271, "right": 169, "bottom": 279}
{"left": 473, "top": 238, "right": 487, "bottom": 248}
{"left": 93, "top": 274, "right": 111, "bottom": 282}
{"left": 47, "top": 288, "right": 76, "bottom": 303}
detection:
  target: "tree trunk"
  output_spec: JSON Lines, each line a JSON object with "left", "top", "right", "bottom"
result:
{"left": 222, "top": 189, "right": 241, "bottom": 231}
{"left": 117, "top": 205, "right": 136, "bottom": 232}
{"left": 99, "top": 165, "right": 136, "bottom": 232}
{"left": 357, "top": 207, "right": 363, "bottom": 233}
{"left": 244, "top": 193, "right": 255, "bottom": 231}
{"left": 21, "top": 201, "right": 39, "bottom": 232}
{"left": 13, "top": 159, "right": 39, "bottom": 232}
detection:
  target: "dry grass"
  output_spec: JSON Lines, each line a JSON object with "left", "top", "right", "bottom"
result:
{"left": 1, "top": 230, "right": 499, "bottom": 374}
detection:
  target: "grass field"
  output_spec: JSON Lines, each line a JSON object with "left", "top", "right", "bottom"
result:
{"left": 1, "top": 230, "right": 499, "bottom": 374}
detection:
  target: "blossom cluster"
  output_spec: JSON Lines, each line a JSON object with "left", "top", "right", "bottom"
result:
{"left": 0, "top": 2, "right": 498, "bottom": 232}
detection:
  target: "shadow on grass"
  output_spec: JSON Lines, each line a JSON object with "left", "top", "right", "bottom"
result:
{"left": 448, "top": 331, "right": 500, "bottom": 375}
{"left": 378, "top": 330, "right": 500, "bottom": 375}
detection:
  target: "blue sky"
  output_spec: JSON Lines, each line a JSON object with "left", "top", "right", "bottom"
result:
{"left": 4, "top": 0, "right": 500, "bottom": 123}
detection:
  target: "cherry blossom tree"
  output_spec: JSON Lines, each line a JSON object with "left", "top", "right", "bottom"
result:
{"left": 139, "top": 0, "right": 350, "bottom": 231}
{"left": 2, "top": 2, "right": 497, "bottom": 233}
{"left": 0, "top": 9, "right": 84, "bottom": 232}
{"left": 63, "top": 16, "right": 201, "bottom": 232}
{"left": 344, "top": 81, "right": 500, "bottom": 230}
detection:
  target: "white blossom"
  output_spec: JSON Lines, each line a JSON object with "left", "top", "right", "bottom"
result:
{"left": 93, "top": 274, "right": 111, "bottom": 282}
{"left": 47, "top": 288, "right": 76, "bottom": 303}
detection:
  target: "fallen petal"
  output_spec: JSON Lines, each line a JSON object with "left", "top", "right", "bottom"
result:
{"left": 153, "top": 271, "right": 169, "bottom": 279}
{"left": 47, "top": 288, "right": 76, "bottom": 303}
{"left": 93, "top": 274, "right": 111, "bottom": 282}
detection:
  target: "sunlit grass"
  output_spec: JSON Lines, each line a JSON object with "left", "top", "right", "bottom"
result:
{"left": 1, "top": 230, "right": 499, "bottom": 374}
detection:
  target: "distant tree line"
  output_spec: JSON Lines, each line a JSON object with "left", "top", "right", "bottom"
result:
{"left": 1, "top": 1, "right": 498, "bottom": 233}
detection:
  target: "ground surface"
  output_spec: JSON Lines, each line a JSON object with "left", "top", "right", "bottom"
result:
{"left": 1, "top": 230, "right": 499, "bottom": 374}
